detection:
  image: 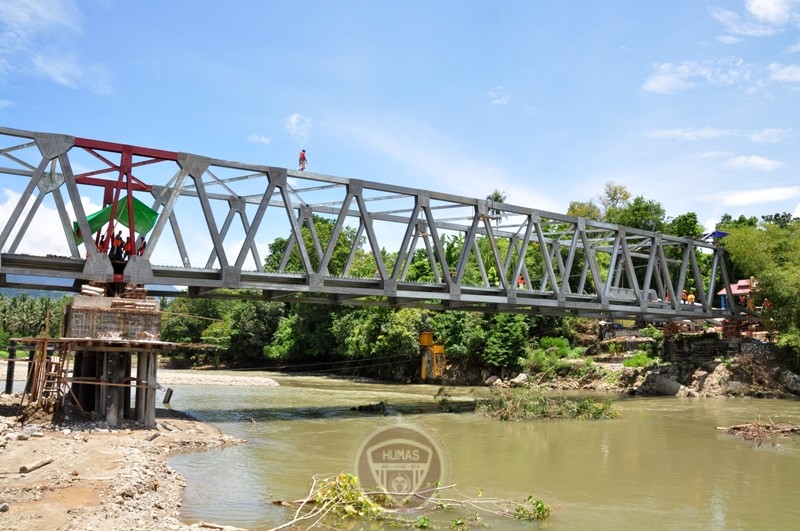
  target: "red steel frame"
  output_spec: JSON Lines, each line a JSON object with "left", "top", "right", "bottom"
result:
{"left": 71, "top": 137, "right": 178, "bottom": 251}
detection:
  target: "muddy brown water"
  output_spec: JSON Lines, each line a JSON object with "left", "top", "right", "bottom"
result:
{"left": 165, "top": 373, "right": 800, "bottom": 530}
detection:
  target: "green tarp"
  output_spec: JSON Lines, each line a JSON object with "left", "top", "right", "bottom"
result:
{"left": 73, "top": 195, "right": 158, "bottom": 244}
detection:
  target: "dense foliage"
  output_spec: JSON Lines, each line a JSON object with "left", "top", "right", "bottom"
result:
{"left": 719, "top": 212, "right": 800, "bottom": 348}
{"left": 0, "top": 293, "right": 70, "bottom": 348}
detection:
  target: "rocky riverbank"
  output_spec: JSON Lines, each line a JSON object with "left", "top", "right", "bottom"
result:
{"left": 0, "top": 365, "right": 281, "bottom": 531}
{"left": 533, "top": 353, "right": 800, "bottom": 398}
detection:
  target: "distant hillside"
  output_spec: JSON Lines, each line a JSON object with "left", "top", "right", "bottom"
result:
{"left": 0, "top": 275, "right": 74, "bottom": 299}
{"left": 0, "top": 275, "right": 181, "bottom": 299}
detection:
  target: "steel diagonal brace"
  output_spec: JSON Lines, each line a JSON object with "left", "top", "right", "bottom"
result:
{"left": 234, "top": 171, "right": 280, "bottom": 270}
{"left": 351, "top": 180, "right": 387, "bottom": 281}
{"left": 453, "top": 204, "right": 482, "bottom": 284}
{"left": 150, "top": 158, "right": 198, "bottom": 267}
{"left": 534, "top": 216, "right": 560, "bottom": 296}
{"left": 392, "top": 199, "right": 423, "bottom": 280}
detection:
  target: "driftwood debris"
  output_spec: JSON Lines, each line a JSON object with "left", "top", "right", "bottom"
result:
{"left": 19, "top": 458, "right": 54, "bottom": 474}
{"left": 718, "top": 418, "right": 800, "bottom": 447}
{"left": 195, "top": 522, "right": 248, "bottom": 530}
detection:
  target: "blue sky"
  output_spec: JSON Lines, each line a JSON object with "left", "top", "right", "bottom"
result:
{"left": 1, "top": 0, "right": 800, "bottom": 257}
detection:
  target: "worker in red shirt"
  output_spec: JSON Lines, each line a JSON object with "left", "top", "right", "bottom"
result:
{"left": 298, "top": 149, "right": 307, "bottom": 171}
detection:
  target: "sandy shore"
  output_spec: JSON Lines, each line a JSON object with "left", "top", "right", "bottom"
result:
{"left": 0, "top": 362, "right": 280, "bottom": 531}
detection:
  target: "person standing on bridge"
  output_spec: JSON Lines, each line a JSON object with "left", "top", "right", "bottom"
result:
{"left": 298, "top": 149, "right": 307, "bottom": 171}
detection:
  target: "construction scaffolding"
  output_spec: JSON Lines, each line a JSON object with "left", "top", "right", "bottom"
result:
{"left": 6, "top": 336, "right": 176, "bottom": 428}
{"left": 4, "top": 293, "right": 174, "bottom": 428}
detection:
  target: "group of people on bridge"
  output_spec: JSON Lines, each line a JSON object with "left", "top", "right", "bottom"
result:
{"left": 95, "top": 230, "right": 146, "bottom": 261}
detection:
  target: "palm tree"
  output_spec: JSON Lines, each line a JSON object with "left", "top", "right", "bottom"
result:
{"left": 486, "top": 189, "right": 507, "bottom": 227}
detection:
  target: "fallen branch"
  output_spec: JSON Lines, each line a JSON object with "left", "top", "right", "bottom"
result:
{"left": 196, "top": 522, "right": 249, "bottom": 530}
{"left": 270, "top": 472, "right": 550, "bottom": 530}
{"left": 19, "top": 458, "right": 54, "bottom": 474}
{"left": 720, "top": 418, "right": 800, "bottom": 447}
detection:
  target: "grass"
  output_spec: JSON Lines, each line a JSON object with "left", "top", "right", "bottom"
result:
{"left": 475, "top": 384, "right": 618, "bottom": 421}
{"left": 517, "top": 336, "right": 595, "bottom": 381}
{"left": 622, "top": 351, "right": 659, "bottom": 368}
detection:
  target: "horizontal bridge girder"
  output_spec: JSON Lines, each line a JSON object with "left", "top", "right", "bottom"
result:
{"left": 0, "top": 126, "right": 742, "bottom": 322}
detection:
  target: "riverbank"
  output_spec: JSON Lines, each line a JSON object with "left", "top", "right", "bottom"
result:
{"left": 0, "top": 365, "right": 282, "bottom": 531}
{"left": 534, "top": 352, "right": 800, "bottom": 398}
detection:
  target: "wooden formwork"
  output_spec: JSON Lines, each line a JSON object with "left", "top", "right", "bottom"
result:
{"left": 7, "top": 337, "right": 176, "bottom": 428}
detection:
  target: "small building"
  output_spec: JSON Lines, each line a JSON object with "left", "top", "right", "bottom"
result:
{"left": 717, "top": 279, "right": 752, "bottom": 310}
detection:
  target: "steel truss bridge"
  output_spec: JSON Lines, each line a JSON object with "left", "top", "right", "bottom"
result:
{"left": 0, "top": 126, "right": 743, "bottom": 322}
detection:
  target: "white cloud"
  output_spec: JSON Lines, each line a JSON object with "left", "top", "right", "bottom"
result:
{"left": 642, "top": 58, "right": 753, "bottom": 94}
{"left": 0, "top": 186, "right": 102, "bottom": 255}
{"left": 487, "top": 86, "right": 511, "bottom": 106}
{"left": 705, "top": 185, "right": 800, "bottom": 206}
{"left": 747, "top": 127, "right": 790, "bottom": 143}
{"left": 31, "top": 53, "right": 111, "bottom": 94}
{"left": 717, "top": 35, "right": 743, "bottom": 44}
{"left": 645, "top": 127, "right": 738, "bottom": 140}
{"left": 642, "top": 63, "right": 696, "bottom": 94}
{"left": 709, "top": 6, "right": 782, "bottom": 37}
{"left": 285, "top": 113, "right": 312, "bottom": 140}
{"left": 247, "top": 133, "right": 272, "bottom": 145}
{"left": 0, "top": 99, "right": 12, "bottom": 109}
{"left": 696, "top": 150, "right": 733, "bottom": 159}
{"left": 769, "top": 62, "right": 800, "bottom": 81}
{"left": 644, "top": 127, "right": 790, "bottom": 144}
{"left": 0, "top": 0, "right": 82, "bottom": 35}
{"left": 725, "top": 154, "right": 783, "bottom": 170}
{"left": 787, "top": 42, "right": 800, "bottom": 53}
{"left": 0, "top": 0, "right": 111, "bottom": 93}
{"left": 745, "top": 0, "right": 795, "bottom": 25}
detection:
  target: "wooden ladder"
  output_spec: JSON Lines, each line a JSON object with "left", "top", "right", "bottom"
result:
{"left": 42, "top": 360, "right": 63, "bottom": 399}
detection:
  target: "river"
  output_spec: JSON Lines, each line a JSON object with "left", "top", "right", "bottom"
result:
{"left": 165, "top": 372, "right": 800, "bottom": 530}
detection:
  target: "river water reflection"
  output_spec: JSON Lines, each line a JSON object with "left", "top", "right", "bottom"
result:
{"left": 166, "top": 372, "right": 800, "bottom": 530}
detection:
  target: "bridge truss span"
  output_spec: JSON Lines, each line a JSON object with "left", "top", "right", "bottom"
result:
{"left": 0, "top": 126, "right": 741, "bottom": 321}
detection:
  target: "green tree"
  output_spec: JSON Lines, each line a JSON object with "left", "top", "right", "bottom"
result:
{"left": 666, "top": 212, "right": 703, "bottom": 239}
{"left": 227, "top": 299, "right": 286, "bottom": 365}
{"left": 161, "top": 297, "right": 225, "bottom": 344}
{"left": 330, "top": 306, "right": 424, "bottom": 360}
{"left": 761, "top": 212, "right": 799, "bottom": 229}
{"left": 567, "top": 200, "right": 602, "bottom": 220}
{"left": 264, "top": 215, "right": 361, "bottom": 275}
{"left": 605, "top": 196, "right": 665, "bottom": 232}
{"left": 717, "top": 213, "right": 758, "bottom": 230}
{"left": 483, "top": 313, "right": 529, "bottom": 369}
{"left": 429, "top": 310, "right": 486, "bottom": 359}
{"left": 486, "top": 189, "right": 507, "bottom": 226}
{"left": 271, "top": 303, "right": 340, "bottom": 361}
{"left": 597, "top": 181, "right": 631, "bottom": 216}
